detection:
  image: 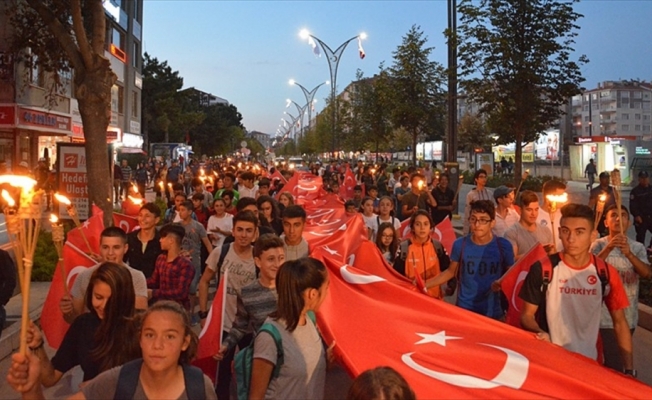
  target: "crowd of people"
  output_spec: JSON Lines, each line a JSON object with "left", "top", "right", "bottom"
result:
{"left": 4, "top": 155, "right": 652, "bottom": 398}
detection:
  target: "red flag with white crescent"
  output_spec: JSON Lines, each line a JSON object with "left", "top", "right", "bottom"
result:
{"left": 339, "top": 167, "right": 358, "bottom": 200}
{"left": 65, "top": 206, "right": 104, "bottom": 256}
{"left": 270, "top": 169, "right": 287, "bottom": 183}
{"left": 312, "top": 251, "right": 652, "bottom": 399}
{"left": 113, "top": 212, "right": 139, "bottom": 233}
{"left": 304, "top": 213, "right": 367, "bottom": 264}
{"left": 193, "top": 268, "right": 228, "bottom": 384}
{"left": 500, "top": 244, "right": 548, "bottom": 328}
{"left": 275, "top": 172, "right": 326, "bottom": 205}
{"left": 40, "top": 242, "right": 95, "bottom": 349}
{"left": 432, "top": 217, "right": 456, "bottom": 255}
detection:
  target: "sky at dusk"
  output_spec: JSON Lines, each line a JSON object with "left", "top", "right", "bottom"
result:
{"left": 142, "top": 1, "right": 652, "bottom": 136}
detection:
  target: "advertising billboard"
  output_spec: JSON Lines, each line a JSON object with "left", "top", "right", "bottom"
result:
{"left": 57, "top": 143, "right": 89, "bottom": 219}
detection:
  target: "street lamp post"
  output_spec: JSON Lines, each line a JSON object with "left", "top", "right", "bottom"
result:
{"left": 287, "top": 99, "right": 309, "bottom": 142}
{"left": 299, "top": 29, "right": 366, "bottom": 159}
{"left": 289, "top": 79, "right": 328, "bottom": 137}
{"left": 283, "top": 111, "right": 302, "bottom": 143}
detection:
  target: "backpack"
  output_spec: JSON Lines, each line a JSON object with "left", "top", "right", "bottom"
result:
{"left": 394, "top": 238, "right": 450, "bottom": 278}
{"left": 535, "top": 252, "right": 609, "bottom": 332}
{"left": 215, "top": 243, "right": 231, "bottom": 286}
{"left": 114, "top": 359, "right": 206, "bottom": 400}
{"left": 234, "top": 311, "right": 316, "bottom": 400}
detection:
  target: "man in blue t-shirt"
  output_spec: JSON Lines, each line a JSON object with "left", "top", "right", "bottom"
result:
{"left": 427, "top": 200, "right": 514, "bottom": 319}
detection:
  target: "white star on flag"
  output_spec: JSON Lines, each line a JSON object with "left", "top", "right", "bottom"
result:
{"left": 415, "top": 331, "right": 462, "bottom": 346}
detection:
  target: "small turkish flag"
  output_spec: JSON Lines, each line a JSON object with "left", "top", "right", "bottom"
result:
{"left": 41, "top": 243, "right": 95, "bottom": 349}
{"left": 193, "top": 268, "right": 228, "bottom": 384}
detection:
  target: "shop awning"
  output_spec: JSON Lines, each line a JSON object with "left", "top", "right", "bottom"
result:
{"left": 119, "top": 148, "right": 146, "bottom": 154}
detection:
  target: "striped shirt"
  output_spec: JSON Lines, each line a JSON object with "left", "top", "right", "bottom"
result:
{"left": 223, "top": 279, "right": 277, "bottom": 349}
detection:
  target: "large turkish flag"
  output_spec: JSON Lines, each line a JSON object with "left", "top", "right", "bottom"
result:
{"left": 40, "top": 242, "right": 96, "bottom": 349}
{"left": 275, "top": 171, "right": 326, "bottom": 205}
{"left": 313, "top": 251, "right": 652, "bottom": 399}
{"left": 113, "top": 212, "right": 139, "bottom": 233}
{"left": 65, "top": 206, "right": 104, "bottom": 256}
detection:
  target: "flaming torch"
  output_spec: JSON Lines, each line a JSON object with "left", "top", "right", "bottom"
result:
{"left": 0, "top": 175, "right": 42, "bottom": 356}
{"left": 515, "top": 169, "right": 530, "bottom": 198}
{"left": 54, "top": 193, "right": 93, "bottom": 255}
{"left": 546, "top": 192, "right": 568, "bottom": 247}
{"left": 49, "top": 214, "right": 68, "bottom": 294}
{"left": 610, "top": 169, "right": 624, "bottom": 234}
{"left": 594, "top": 193, "right": 607, "bottom": 230}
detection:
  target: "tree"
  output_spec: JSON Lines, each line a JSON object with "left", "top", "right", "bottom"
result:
{"left": 9, "top": 0, "right": 117, "bottom": 225}
{"left": 387, "top": 25, "right": 446, "bottom": 164}
{"left": 348, "top": 68, "right": 393, "bottom": 158}
{"left": 189, "top": 103, "right": 244, "bottom": 156}
{"left": 457, "top": 0, "right": 587, "bottom": 181}
{"left": 457, "top": 113, "right": 493, "bottom": 153}
{"left": 142, "top": 53, "right": 204, "bottom": 146}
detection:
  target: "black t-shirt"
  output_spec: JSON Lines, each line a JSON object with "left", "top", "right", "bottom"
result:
{"left": 431, "top": 186, "right": 455, "bottom": 225}
{"left": 125, "top": 230, "right": 162, "bottom": 279}
{"left": 51, "top": 313, "right": 101, "bottom": 381}
{"left": 0, "top": 249, "right": 16, "bottom": 305}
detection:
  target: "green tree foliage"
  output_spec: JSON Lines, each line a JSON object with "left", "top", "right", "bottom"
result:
{"left": 457, "top": 0, "right": 587, "bottom": 181}
{"left": 387, "top": 25, "right": 446, "bottom": 163}
{"left": 142, "top": 53, "right": 204, "bottom": 145}
{"left": 457, "top": 113, "right": 493, "bottom": 153}
{"left": 9, "top": 0, "right": 117, "bottom": 225}
{"left": 189, "top": 103, "right": 244, "bottom": 156}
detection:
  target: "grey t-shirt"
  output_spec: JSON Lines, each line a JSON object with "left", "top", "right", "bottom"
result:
{"left": 206, "top": 245, "right": 256, "bottom": 333}
{"left": 504, "top": 222, "right": 553, "bottom": 258}
{"left": 254, "top": 317, "right": 326, "bottom": 400}
{"left": 224, "top": 280, "right": 277, "bottom": 349}
{"left": 281, "top": 235, "right": 309, "bottom": 261}
{"left": 80, "top": 364, "right": 217, "bottom": 400}
{"left": 71, "top": 263, "right": 147, "bottom": 304}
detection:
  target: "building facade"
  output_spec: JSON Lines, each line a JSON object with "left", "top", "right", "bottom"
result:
{"left": 568, "top": 80, "right": 652, "bottom": 182}
{"left": 0, "top": 0, "right": 144, "bottom": 171}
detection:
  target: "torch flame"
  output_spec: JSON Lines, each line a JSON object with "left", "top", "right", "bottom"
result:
{"left": 1, "top": 189, "right": 16, "bottom": 207}
{"left": 128, "top": 196, "right": 143, "bottom": 205}
{"left": 599, "top": 194, "right": 607, "bottom": 202}
{"left": 418, "top": 181, "right": 424, "bottom": 190}
{"left": 132, "top": 184, "right": 138, "bottom": 193}
{"left": 54, "top": 193, "right": 71, "bottom": 205}
{"left": 49, "top": 214, "right": 59, "bottom": 224}
{"left": 0, "top": 175, "right": 37, "bottom": 189}
{"left": 546, "top": 193, "right": 568, "bottom": 204}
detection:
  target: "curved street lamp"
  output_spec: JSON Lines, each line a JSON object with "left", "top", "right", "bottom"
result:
{"left": 299, "top": 29, "right": 367, "bottom": 159}
{"left": 289, "top": 79, "right": 328, "bottom": 136}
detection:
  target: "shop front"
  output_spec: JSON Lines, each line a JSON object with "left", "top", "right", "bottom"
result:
{"left": 0, "top": 104, "right": 72, "bottom": 171}
{"left": 570, "top": 135, "right": 637, "bottom": 183}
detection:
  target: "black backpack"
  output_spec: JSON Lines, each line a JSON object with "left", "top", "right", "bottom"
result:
{"left": 114, "top": 359, "right": 206, "bottom": 400}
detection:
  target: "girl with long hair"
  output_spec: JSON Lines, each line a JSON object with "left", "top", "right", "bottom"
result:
{"left": 22, "top": 262, "right": 140, "bottom": 387}
{"left": 257, "top": 195, "right": 283, "bottom": 236}
{"left": 375, "top": 222, "right": 399, "bottom": 266}
{"left": 249, "top": 258, "right": 334, "bottom": 400}
{"left": 8, "top": 301, "right": 216, "bottom": 399}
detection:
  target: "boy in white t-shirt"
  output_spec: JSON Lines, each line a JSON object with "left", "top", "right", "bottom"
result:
{"left": 519, "top": 203, "right": 634, "bottom": 376}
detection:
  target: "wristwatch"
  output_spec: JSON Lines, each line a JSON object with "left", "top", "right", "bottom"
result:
{"left": 198, "top": 310, "right": 209, "bottom": 319}
{"left": 623, "top": 369, "right": 637, "bottom": 377}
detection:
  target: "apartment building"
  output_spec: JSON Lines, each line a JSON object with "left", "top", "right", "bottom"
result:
{"left": 0, "top": 0, "right": 144, "bottom": 170}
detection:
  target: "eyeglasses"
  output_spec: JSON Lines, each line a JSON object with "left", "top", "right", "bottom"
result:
{"left": 469, "top": 217, "right": 492, "bottom": 225}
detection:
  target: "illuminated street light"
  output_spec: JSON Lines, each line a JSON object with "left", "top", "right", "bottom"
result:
{"left": 299, "top": 29, "right": 367, "bottom": 159}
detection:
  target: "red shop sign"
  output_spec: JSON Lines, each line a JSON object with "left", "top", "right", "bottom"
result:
{"left": 18, "top": 107, "right": 71, "bottom": 133}
{"left": 0, "top": 105, "right": 15, "bottom": 126}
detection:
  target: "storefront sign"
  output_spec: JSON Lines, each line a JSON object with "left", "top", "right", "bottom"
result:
{"left": 574, "top": 135, "right": 637, "bottom": 144}
{"left": 122, "top": 132, "right": 143, "bottom": 149}
{"left": 18, "top": 107, "right": 71, "bottom": 133}
{"left": 0, "top": 105, "right": 15, "bottom": 126}
{"left": 57, "top": 143, "right": 89, "bottom": 219}
{"left": 129, "top": 120, "right": 141, "bottom": 134}
{"left": 636, "top": 146, "right": 651, "bottom": 155}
